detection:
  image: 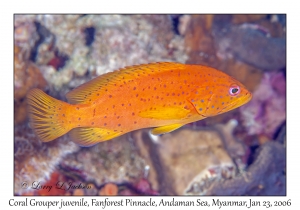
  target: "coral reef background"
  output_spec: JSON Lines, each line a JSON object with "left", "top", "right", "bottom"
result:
{"left": 14, "top": 14, "right": 286, "bottom": 195}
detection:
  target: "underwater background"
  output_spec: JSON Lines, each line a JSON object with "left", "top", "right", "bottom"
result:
{"left": 14, "top": 14, "right": 286, "bottom": 196}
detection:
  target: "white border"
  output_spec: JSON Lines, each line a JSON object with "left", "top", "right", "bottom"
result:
{"left": 2, "top": 0, "right": 296, "bottom": 209}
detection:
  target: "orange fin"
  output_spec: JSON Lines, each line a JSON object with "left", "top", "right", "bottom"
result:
{"left": 66, "top": 62, "right": 186, "bottom": 104}
{"left": 69, "top": 127, "right": 122, "bottom": 147}
{"left": 26, "top": 89, "right": 71, "bottom": 142}
{"left": 65, "top": 71, "right": 115, "bottom": 104}
{"left": 139, "top": 106, "right": 190, "bottom": 120}
{"left": 151, "top": 123, "right": 184, "bottom": 135}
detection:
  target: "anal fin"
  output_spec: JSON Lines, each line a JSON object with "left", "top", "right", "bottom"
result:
{"left": 69, "top": 127, "right": 122, "bottom": 147}
{"left": 151, "top": 123, "right": 184, "bottom": 135}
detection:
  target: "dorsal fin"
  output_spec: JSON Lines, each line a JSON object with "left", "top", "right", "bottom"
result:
{"left": 65, "top": 62, "right": 186, "bottom": 104}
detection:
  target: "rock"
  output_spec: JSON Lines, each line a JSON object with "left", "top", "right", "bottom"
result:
{"left": 217, "top": 59, "right": 263, "bottom": 93}
{"left": 14, "top": 49, "right": 47, "bottom": 101}
{"left": 133, "top": 127, "right": 237, "bottom": 195}
{"left": 14, "top": 100, "right": 27, "bottom": 125}
{"left": 133, "top": 131, "right": 160, "bottom": 191}
{"left": 39, "top": 65, "right": 73, "bottom": 91}
{"left": 14, "top": 44, "right": 48, "bottom": 125}
{"left": 205, "top": 141, "right": 286, "bottom": 195}
{"left": 60, "top": 134, "right": 146, "bottom": 187}
{"left": 14, "top": 124, "right": 79, "bottom": 195}
{"left": 214, "top": 119, "right": 247, "bottom": 171}
{"left": 178, "top": 15, "right": 191, "bottom": 36}
{"left": 256, "top": 18, "right": 286, "bottom": 38}
{"left": 231, "top": 15, "right": 267, "bottom": 24}
{"left": 275, "top": 123, "right": 286, "bottom": 146}
{"left": 183, "top": 15, "right": 220, "bottom": 67}
{"left": 14, "top": 18, "right": 39, "bottom": 53}
{"left": 14, "top": 19, "right": 48, "bottom": 125}
{"left": 29, "top": 14, "right": 188, "bottom": 92}
{"left": 35, "top": 14, "right": 84, "bottom": 57}
{"left": 213, "top": 20, "right": 286, "bottom": 71}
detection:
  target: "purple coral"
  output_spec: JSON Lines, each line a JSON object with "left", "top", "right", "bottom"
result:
{"left": 240, "top": 72, "right": 286, "bottom": 138}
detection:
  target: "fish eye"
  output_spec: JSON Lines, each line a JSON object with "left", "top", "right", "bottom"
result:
{"left": 229, "top": 85, "right": 240, "bottom": 96}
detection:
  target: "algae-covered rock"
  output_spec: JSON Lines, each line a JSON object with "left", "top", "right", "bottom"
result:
{"left": 212, "top": 15, "right": 286, "bottom": 71}
{"left": 205, "top": 141, "right": 286, "bottom": 195}
{"left": 14, "top": 26, "right": 48, "bottom": 124}
{"left": 14, "top": 124, "right": 79, "bottom": 195}
{"left": 134, "top": 124, "right": 242, "bottom": 195}
{"left": 59, "top": 134, "right": 146, "bottom": 186}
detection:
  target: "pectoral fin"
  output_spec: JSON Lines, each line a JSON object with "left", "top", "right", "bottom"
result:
{"left": 139, "top": 106, "right": 190, "bottom": 120}
{"left": 151, "top": 123, "right": 184, "bottom": 135}
{"left": 69, "top": 127, "right": 122, "bottom": 147}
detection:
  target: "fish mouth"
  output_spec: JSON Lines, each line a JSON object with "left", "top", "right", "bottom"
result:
{"left": 199, "top": 92, "right": 252, "bottom": 117}
{"left": 242, "top": 91, "right": 253, "bottom": 104}
{"left": 234, "top": 91, "right": 252, "bottom": 106}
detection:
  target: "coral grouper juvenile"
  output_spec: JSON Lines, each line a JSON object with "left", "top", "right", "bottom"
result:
{"left": 27, "top": 62, "right": 252, "bottom": 146}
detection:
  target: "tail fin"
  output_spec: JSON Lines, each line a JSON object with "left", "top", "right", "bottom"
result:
{"left": 26, "top": 89, "right": 71, "bottom": 142}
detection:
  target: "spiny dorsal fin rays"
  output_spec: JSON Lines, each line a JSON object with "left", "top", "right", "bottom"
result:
{"left": 66, "top": 62, "right": 186, "bottom": 104}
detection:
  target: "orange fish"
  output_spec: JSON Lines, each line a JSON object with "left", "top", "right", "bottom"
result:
{"left": 27, "top": 62, "right": 252, "bottom": 146}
